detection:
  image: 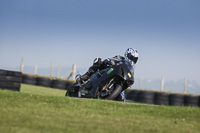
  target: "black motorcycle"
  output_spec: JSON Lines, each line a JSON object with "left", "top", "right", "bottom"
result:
{"left": 65, "top": 59, "right": 135, "bottom": 101}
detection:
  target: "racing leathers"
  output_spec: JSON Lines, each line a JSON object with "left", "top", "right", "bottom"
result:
{"left": 79, "top": 55, "right": 125, "bottom": 82}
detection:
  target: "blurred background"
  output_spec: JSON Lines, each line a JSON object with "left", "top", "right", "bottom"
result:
{"left": 0, "top": 0, "right": 200, "bottom": 94}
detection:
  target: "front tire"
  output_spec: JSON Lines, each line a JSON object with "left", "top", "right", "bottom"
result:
{"left": 105, "top": 84, "right": 122, "bottom": 100}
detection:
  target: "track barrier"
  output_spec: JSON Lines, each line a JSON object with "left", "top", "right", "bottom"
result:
{"left": 125, "top": 89, "right": 200, "bottom": 107}
{"left": 0, "top": 69, "right": 199, "bottom": 107}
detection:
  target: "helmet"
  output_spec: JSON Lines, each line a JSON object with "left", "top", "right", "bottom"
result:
{"left": 125, "top": 48, "right": 139, "bottom": 64}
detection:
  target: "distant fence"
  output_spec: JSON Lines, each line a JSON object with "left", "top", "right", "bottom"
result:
{"left": 133, "top": 76, "right": 189, "bottom": 94}
{"left": 20, "top": 57, "right": 77, "bottom": 80}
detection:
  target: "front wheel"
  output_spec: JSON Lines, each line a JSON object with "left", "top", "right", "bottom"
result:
{"left": 105, "top": 84, "right": 122, "bottom": 100}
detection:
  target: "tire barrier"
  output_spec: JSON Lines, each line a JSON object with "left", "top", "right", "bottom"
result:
{"left": 154, "top": 92, "right": 169, "bottom": 106}
{"left": 169, "top": 94, "right": 184, "bottom": 106}
{"left": 199, "top": 96, "right": 200, "bottom": 107}
{"left": 184, "top": 95, "right": 199, "bottom": 107}
{"left": 65, "top": 81, "right": 74, "bottom": 90}
{"left": 124, "top": 89, "right": 131, "bottom": 99}
{"left": 0, "top": 70, "right": 7, "bottom": 76}
{"left": 0, "top": 76, "right": 22, "bottom": 83}
{"left": 36, "top": 77, "right": 52, "bottom": 87}
{"left": 138, "top": 91, "right": 155, "bottom": 104}
{"left": 0, "top": 69, "right": 22, "bottom": 91}
{"left": 22, "top": 74, "right": 37, "bottom": 85}
{"left": 125, "top": 89, "right": 200, "bottom": 107}
{"left": 21, "top": 73, "right": 75, "bottom": 90}
{"left": 51, "top": 79, "right": 66, "bottom": 90}
{"left": 125, "top": 89, "right": 140, "bottom": 102}
{"left": 0, "top": 70, "right": 74, "bottom": 90}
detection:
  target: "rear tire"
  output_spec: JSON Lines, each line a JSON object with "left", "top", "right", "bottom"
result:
{"left": 65, "top": 84, "right": 79, "bottom": 97}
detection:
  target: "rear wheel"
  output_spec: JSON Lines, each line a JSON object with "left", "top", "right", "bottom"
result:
{"left": 65, "top": 84, "right": 79, "bottom": 97}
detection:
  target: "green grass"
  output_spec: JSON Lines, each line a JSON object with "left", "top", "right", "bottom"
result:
{"left": 20, "top": 84, "right": 67, "bottom": 97}
{"left": 0, "top": 84, "right": 200, "bottom": 133}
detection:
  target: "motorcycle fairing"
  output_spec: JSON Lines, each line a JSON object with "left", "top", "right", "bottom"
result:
{"left": 89, "top": 59, "right": 134, "bottom": 97}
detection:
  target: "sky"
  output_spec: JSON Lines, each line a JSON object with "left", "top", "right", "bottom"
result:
{"left": 0, "top": 0, "right": 200, "bottom": 85}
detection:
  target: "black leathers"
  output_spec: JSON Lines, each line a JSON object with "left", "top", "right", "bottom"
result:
{"left": 80, "top": 56, "right": 125, "bottom": 81}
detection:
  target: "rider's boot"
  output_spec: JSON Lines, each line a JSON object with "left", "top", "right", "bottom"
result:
{"left": 79, "top": 66, "right": 96, "bottom": 82}
{"left": 78, "top": 58, "right": 102, "bottom": 82}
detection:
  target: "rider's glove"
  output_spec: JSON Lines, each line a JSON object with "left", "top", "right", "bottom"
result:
{"left": 104, "top": 59, "right": 115, "bottom": 66}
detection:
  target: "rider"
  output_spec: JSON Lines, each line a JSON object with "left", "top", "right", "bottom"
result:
{"left": 77, "top": 48, "right": 139, "bottom": 84}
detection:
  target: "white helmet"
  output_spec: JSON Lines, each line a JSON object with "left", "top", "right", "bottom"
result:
{"left": 125, "top": 48, "right": 139, "bottom": 64}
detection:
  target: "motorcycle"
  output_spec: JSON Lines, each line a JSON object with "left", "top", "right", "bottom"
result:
{"left": 65, "top": 58, "right": 135, "bottom": 101}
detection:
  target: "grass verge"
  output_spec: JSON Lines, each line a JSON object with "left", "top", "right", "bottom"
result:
{"left": 0, "top": 85, "right": 200, "bottom": 133}
{"left": 20, "top": 84, "right": 66, "bottom": 97}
